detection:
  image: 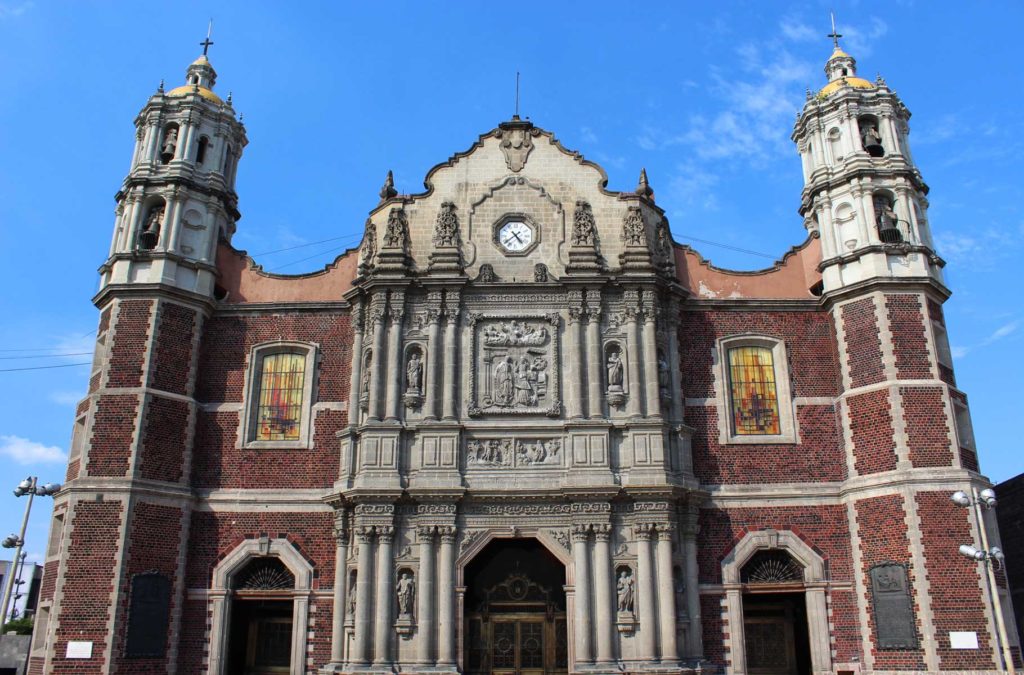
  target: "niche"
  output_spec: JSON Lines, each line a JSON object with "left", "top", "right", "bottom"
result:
{"left": 395, "top": 567, "right": 416, "bottom": 635}
{"left": 403, "top": 345, "right": 424, "bottom": 409}
{"left": 138, "top": 200, "right": 166, "bottom": 250}
{"left": 160, "top": 124, "right": 179, "bottom": 164}
{"left": 615, "top": 564, "right": 636, "bottom": 633}
{"left": 196, "top": 136, "right": 210, "bottom": 165}
{"left": 872, "top": 192, "right": 903, "bottom": 243}
{"left": 858, "top": 115, "right": 885, "bottom": 157}
{"left": 827, "top": 128, "right": 843, "bottom": 164}
{"left": 604, "top": 342, "right": 626, "bottom": 409}
{"left": 346, "top": 570, "right": 357, "bottom": 623}
{"left": 359, "top": 350, "right": 372, "bottom": 411}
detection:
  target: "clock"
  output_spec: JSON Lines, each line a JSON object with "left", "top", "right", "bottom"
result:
{"left": 498, "top": 220, "right": 534, "bottom": 253}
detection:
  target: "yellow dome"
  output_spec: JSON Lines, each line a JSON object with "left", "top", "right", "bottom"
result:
{"left": 818, "top": 77, "right": 874, "bottom": 97}
{"left": 166, "top": 84, "right": 223, "bottom": 104}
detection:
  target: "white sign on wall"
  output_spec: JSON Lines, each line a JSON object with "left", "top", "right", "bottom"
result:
{"left": 66, "top": 640, "right": 94, "bottom": 659}
{"left": 949, "top": 631, "right": 979, "bottom": 650}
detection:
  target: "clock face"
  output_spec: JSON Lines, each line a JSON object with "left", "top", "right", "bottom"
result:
{"left": 498, "top": 221, "right": 534, "bottom": 253}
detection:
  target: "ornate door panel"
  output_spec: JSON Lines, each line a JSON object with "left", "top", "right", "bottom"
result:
{"left": 472, "top": 614, "right": 562, "bottom": 675}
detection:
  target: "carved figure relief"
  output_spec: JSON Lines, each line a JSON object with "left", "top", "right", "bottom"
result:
{"left": 383, "top": 208, "right": 408, "bottom": 249}
{"left": 469, "top": 316, "right": 559, "bottom": 416}
{"left": 360, "top": 351, "right": 372, "bottom": 411}
{"left": 404, "top": 347, "right": 424, "bottom": 408}
{"left": 534, "top": 263, "right": 549, "bottom": 282}
{"left": 465, "top": 438, "right": 562, "bottom": 468}
{"left": 606, "top": 344, "right": 626, "bottom": 408}
{"left": 359, "top": 219, "right": 377, "bottom": 268}
{"left": 571, "top": 200, "right": 597, "bottom": 247}
{"left": 657, "top": 349, "right": 670, "bottom": 400}
{"left": 476, "top": 264, "right": 498, "bottom": 283}
{"left": 616, "top": 568, "right": 635, "bottom": 613}
{"left": 396, "top": 571, "right": 415, "bottom": 617}
{"left": 622, "top": 206, "right": 646, "bottom": 247}
{"left": 433, "top": 201, "right": 460, "bottom": 247}
{"left": 347, "top": 572, "right": 357, "bottom": 617}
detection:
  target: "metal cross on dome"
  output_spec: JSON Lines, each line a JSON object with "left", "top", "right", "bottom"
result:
{"left": 828, "top": 12, "right": 842, "bottom": 48}
{"left": 200, "top": 20, "right": 214, "bottom": 56}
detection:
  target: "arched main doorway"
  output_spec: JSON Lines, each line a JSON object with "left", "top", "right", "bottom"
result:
{"left": 226, "top": 558, "right": 295, "bottom": 675}
{"left": 463, "top": 539, "right": 568, "bottom": 675}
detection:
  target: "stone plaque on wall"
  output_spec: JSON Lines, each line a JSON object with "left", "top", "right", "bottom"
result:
{"left": 869, "top": 562, "right": 918, "bottom": 649}
{"left": 467, "top": 314, "right": 561, "bottom": 417}
{"left": 125, "top": 572, "right": 171, "bottom": 658}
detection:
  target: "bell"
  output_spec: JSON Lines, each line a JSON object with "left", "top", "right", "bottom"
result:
{"left": 138, "top": 230, "right": 158, "bottom": 250}
{"left": 878, "top": 220, "right": 903, "bottom": 244}
{"left": 865, "top": 140, "right": 885, "bottom": 158}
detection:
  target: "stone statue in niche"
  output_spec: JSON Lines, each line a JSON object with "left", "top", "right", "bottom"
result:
{"left": 360, "top": 352, "right": 372, "bottom": 410}
{"left": 616, "top": 569, "right": 635, "bottom": 613}
{"left": 347, "top": 574, "right": 357, "bottom": 617}
{"left": 433, "top": 201, "right": 460, "bottom": 247}
{"left": 396, "top": 572, "right": 415, "bottom": 617}
{"left": 622, "top": 206, "right": 647, "bottom": 247}
{"left": 139, "top": 206, "right": 164, "bottom": 250}
{"left": 658, "top": 350, "right": 670, "bottom": 399}
{"left": 383, "top": 208, "right": 408, "bottom": 249}
{"left": 607, "top": 350, "right": 624, "bottom": 390}
{"left": 404, "top": 349, "right": 424, "bottom": 408}
{"left": 160, "top": 128, "right": 177, "bottom": 162}
{"left": 572, "top": 200, "right": 597, "bottom": 247}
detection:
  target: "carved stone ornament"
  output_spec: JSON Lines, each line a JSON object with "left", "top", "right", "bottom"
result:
{"left": 467, "top": 314, "right": 561, "bottom": 417}
{"left": 571, "top": 200, "right": 597, "bottom": 247}
{"left": 404, "top": 346, "right": 424, "bottom": 408}
{"left": 379, "top": 169, "right": 398, "bottom": 201}
{"left": 622, "top": 206, "right": 646, "bottom": 247}
{"left": 433, "top": 201, "right": 460, "bottom": 248}
{"left": 459, "top": 529, "right": 486, "bottom": 555}
{"left": 465, "top": 438, "right": 563, "bottom": 468}
{"left": 547, "top": 528, "right": 571, "bottom": 552}
{"left": 496, "top": 118, "right": 541, "bottom": 172}
{"left": 534, "top": 263, "right": 549, "bottom": 282}
{"left": 359, "top": 219, "right": 377, "bottom": 269}
{"left": 476, "top": 264, "right": 498, "bottom": 283}
{"left": 383, "top": 207, "right": 408, "bottom": 249}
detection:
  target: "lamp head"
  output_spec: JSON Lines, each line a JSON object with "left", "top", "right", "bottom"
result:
{"left": 989, "top": 546, "right": 1004, "bottom": 559}
{"left": 1, "top": 534, "right": 20, "bottom": 549}
{"left": 979, "top": 488, "right": 997, "bottom": 507}
{"left": 951, "top": 491, "right": 971, "bottom": 507}
{"left": 959, "top": 544, "right": 985, "bottom": 561}
{"left": 37, "top": 483, "right": 61, "bottom": 496}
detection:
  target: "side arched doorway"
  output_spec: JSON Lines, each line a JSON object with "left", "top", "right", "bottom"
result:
{"left": 463, "top": 539, "right": 568, "bottom": 675}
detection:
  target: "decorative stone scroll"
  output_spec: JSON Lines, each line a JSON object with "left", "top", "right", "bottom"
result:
{"left": 465, "top": 438, "right": 562, "bottom": 468}
{"left": 869, "top": 562, "right": 919, "bottom": 649}
{"left": 467, "top": 314, "right": 562, "bottom": 417}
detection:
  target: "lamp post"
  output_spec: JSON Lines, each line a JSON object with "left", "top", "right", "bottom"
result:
{"left": 0, "top": 477, "right": 60, "bottom": 627}
{"left": 952, "top": 487, "right": 1016, "bottom": 675}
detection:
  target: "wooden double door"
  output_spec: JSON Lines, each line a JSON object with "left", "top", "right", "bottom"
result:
{"left": 466, "top": 612, "right": 567, "bottom": 675}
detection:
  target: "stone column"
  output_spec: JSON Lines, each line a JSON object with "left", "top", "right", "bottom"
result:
{"left": 665, "top": 307, "right": 684, "bottom": 423}
{"left": 330, "top": 513, "right": 349, "bottom": 665}
{"left": 352, "top": 527, "right": 375, "bottom": 665}
{"left": 635, "top": 524, "right": 659, "bottom": 662}
{"left": 682, "top": 513, "right": 703, "bottom": 658}
{"left": 641, "top": 293, "right": 662, "bottom": 418}
{"left": 424, "top": 307, "right": 442, "bottom": 420}
{"left": 348, "top": 301, "right": 365, "bottom": 427}
{"left": 368, "top": 296, "right": 387, "bottom": 421}
{"left": 417, "top": 526, "right": 436, "bottom": 665}
{"left": 586, "top": 305, "right": 603, "bottom": 418}
{"left": 625, "top": 305, "right": 643, "bottom": 417}
{"left": 119, "top": 195, "right": 143, "bottom": 252}
{"left": 373, "top": 526, "right": 395, "bottom": 666}
{"left": 174, "top": 121, "right": 193, "bottom": 161}
{"left": 142, "top": 119, "right": 160, "bottom": 163}
{"left": 895, "top": 186, "right": 917, "bottom": 244}
{"left": 656, "top": 525, "right": 678, "bottom": 662}
{"left": 441, "top": 302, "right": 459, "bottom": 421}
{"left": 592, "top": 524, "right": 615, "bottom": 665}
{"left": 164, "top": 192, "right": 184, "bottom": 252}
{"left": 567, "top": 303, "right": 585, "bottom": 419}
{"left": 571, "top": 524, "right": 593, "bottom": 665}
{"left": 384, "top": 294, "right": 405, "bottom": 422}
{"left": 437, "top": 526, "right": 457, "bottom": 666}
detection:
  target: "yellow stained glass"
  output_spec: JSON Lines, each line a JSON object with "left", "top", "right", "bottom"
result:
{"left": 255, "top": 353, "right": 305, "bottom": 441}
{"left": 728, "top": 346, "right": 781, "bottom": 435}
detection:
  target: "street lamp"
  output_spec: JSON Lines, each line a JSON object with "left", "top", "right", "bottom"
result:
{"left": 0, "top": 477, "right": 60, "bottom": 627}
{"left": 952, "top": 487, "right": 1015, "bottom": 675}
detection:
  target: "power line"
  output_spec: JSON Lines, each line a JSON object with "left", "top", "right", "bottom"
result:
{"left": 250, "top": 233, "right": 362, "bottom": 257}
{"left": 0, "top": 363, "right": 91, "bottom": 373}
{"left": 0, "top": 352, "right": 91, "bottom": 361}
{"left": 268, "top": 244, "right": 354, "bottom": 272}
{"left": 674, "top": 234, "right": 778, "bottom": 260}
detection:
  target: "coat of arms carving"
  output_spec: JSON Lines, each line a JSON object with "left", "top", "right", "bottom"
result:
{"left": 496, "top": 119, "right": 540, "bottom": 172}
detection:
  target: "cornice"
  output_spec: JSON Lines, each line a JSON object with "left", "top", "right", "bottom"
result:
{"left": 819, "top": 275, "right": 950, "bottom": 308}
{"left": 93, "top": 282, "right": 215, "bottom": 313}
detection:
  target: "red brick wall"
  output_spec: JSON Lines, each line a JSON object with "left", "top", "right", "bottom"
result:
{"left": 926, "top": 298, "right": 945, "bottom": 326}
{"left": 86, "top": 394, "right": 139, "bottom": 477}
{"left": 138, "top": 397, "right": 190, "bottom": 483}
{"left": 687, "top": 404, "right": 846, "bottom": 484}
{"left": 677, "top": 309, "right": 841, "bottom": 399}
{"left": 854, "top": 494, "right": 926, "bottom": 670}
{"left": 700, "top": 593, "right": 727, "bottom": 667}
{"left": 107, "top": 300, "right": 153, "bottom": 388}
{"left": 917, "top": 491, "right": 996, "bottom": 670}
{"left": 112, "top": 502, "right": 184, "bottom": 674}
{"left": 51, "top": 501, "right": 124, "bottom": 674}
{"left": 148, "top": 302, "right": 198, "bottom": 396}
{"left": 176, "top": 600, "right": 210, "bottom": 674}
{"left": 847, "top": 389, "right": 897, "bottom": 475}
{"left": 902, "top": 387, "right": 953, "bottom": 468}
{"left": 841, "top": 298, "right": 885, "bottom": 388}
{"left": 886, "top": 294, "right": 933, "bottom": 380}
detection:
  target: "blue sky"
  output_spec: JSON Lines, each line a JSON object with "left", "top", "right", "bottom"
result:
{"left": 0, "top": 2, "right": 1021, "bottom": 589}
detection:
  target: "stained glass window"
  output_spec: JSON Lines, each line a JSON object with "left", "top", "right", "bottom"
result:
{"left": 728, "top": 346, "right": 781, "bottom": 435}
{"left": 255, "top": 353, "right": 305, "bottom": 441}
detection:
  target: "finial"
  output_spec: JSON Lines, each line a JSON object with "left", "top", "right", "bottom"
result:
{"left": 226, "top": 91, "right": 233, "bottom": 104}
{"left": 514, "top": 71, "right": 520, "bottom": 120}
{"left": 239, "top": 113, "right": 244, "bottom": 122}
{"left": 875, "top": 73, "right": 886, "bottom": 86}
{"left": 805, "top": 87, "right": 813, "bottom": 100}
{"left": 200, "top": 19, "right": 214, "bottom": 56}
{"left": 157, "top": 79, "right": 164, "bottom": 93}
{"left": 379, "top": 170, "right": 397, "bottom": 201}
{"left": 635, "top": 168, "right": 654, "bottom": 199}
{"left": 828, "top": 11, "right": 842, "bottom": 49}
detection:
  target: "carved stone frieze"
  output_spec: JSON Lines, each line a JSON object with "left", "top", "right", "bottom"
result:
{"left": 459, "top": 529, "right": 486, "bottom": 555}
{"left": 465, "top": 438, "right": 562, "bottom": 468}
{"left": 416, "top": 503, "right": 457, "bottom": 516}
{"left": 546, "top": 528, "right": 571, "bottom": 552}
{"left": 462, "top": 503, "right": 572, "bottom": 516}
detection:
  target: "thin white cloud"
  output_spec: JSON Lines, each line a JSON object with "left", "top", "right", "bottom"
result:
{"left": 49, "top": 391, "right": 81, "bottom": 406}
{"left": 982, "top": 320, "right": 1019, "bottom": 345}
{"left": 0, "top": 1, "right": 32, "bottom": 19}
{"left": 950, "top": 345, "right": 969, "bottom": 359}
{"left": 580, "top": 127, "right": 598, "bottom": 144}
{"left": 842, "top": 17, "right": 888, "bottom": 57}
{"left": 779, "top": 17, "right": 817, "bottom": 43}
{"left": 0, "top": 435, "right": 67, "bottom": 465}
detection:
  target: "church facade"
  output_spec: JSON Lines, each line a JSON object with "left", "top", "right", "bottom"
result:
{"left": 31, "top": 40, "right": 1018, "bottom": 675}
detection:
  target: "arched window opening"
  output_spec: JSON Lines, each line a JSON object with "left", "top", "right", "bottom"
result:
{"left": 858, "top": 115, "right": 885, "bottom": 157}
{"left": 160, "top": 124, "right": 179, "bottom": 164}
{"left": 827, "top": 128, "right": 843, "bottom": 165}
{"left": 233, "top": 557, "right": 296, "bottom": 592}
{"left": 196, "top": 136, "right": 210, "bottom": 165}
{"left": 138, "top": 200, "right": 165, "bottom": 251}
{"left": 254, "top": 352, "right": 306, "bottom": 442}
{"left": 740, "top": 550, "right": 804, "bottom": 584}
{"left": 727, "top": 346, "right": 781, "bottom": 435}
{"left": 873, "top": 192, "right": 903, "bottom": 243}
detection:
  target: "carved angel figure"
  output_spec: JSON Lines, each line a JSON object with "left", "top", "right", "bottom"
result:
{"left": 360, "top": 219, "right": 377, "bottom": 265}
{"left": 572, "top": 200, "right": 597, "bottom": 247}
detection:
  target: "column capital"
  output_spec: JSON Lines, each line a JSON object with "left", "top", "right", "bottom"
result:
{"left": 570, "top": 523, "right": 591, "bottom": 542}
{"left": 656, "top": 523, "right": 676, "bottom": 540}
{"left": 633, "top": 523, "right": 657, "bottom": 541}
{"left": 438, "top": 525, "right": 458, "bottom": 544}
{"left": 592, "top": 523, "right": 612, "bottom": 542}
{"left": 355, "top": 526, "right": 375, "bottom": 544}
{"left": 333, "top": 512, "right": 349, "bottom": 544}
{"left": 376, "top": 525, "right": 395, "bottom": 543}
{"left": 416, "top": 525, "right": 437, "bottom": 541}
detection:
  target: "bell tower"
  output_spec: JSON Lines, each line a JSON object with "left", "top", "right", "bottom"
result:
{"left": 101, "top": 45, "right": 247, "bottom": 297}
{"left": 792, "top": 34, "right": 943, "bottom": 291}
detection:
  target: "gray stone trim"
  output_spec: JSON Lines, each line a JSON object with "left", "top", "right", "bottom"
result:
{"left": 903, "top": 486, "right": 940, "bottom": 669}
{"left": 845, "top": 498, "right": 875, "bottom": 671}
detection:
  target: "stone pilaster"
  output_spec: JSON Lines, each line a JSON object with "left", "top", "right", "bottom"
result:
{"left": 567, "top": 290, "right": 585, "bottom": 419}
{"left": 367, "top": 294, "right": 387, "bottom": 422}
{"left": 373, "top": 526, "right": 395, "bottom": 666}
{"left": 624, "top": 290, "right": 643, "bottom": 418}
{"left": 348, "top": 300, "right": 365, "bottom": 427}
{"left": 656, "top": 524, "right": 678, "bottom": 662}
{"left": 437, "top": 526, "right": 457, "bottom": 666}
{"left": 635, "top": 522, "right": 658, "bottom": 661}
{"left": 352, "top": 526, "right": 375, "bottom": 665}
{"left": 328, "top": 510, "right": 349, "bottom": 667}
{"left": 441, "top": 292, "right": 460, "bottom": 421}
{"left": 586, "top": 291, "right": 603, "bottom": 419}
{"left": 416, "top": 525, "right": 436, "bottom": 665}
{"left": 641, "top": 290, "right": 662, "bottom": 419}
{"left": 571, "top": 524, "right": 593, "bottom": 665}
{"left": 592, "top": 523, "right": 615, "bottom": 665}
{"left": 423, "top": 296, "right": 443, "bottom": 420}
{"left": 384, "top": 292, "right": 405, "bottom": 422}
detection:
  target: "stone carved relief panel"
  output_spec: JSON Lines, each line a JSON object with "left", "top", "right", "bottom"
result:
{"left": 465, "top": 438, "right": 563, "bottom": 469}
{"left": 467, "top": 313, "right": 561, "bottom": 417}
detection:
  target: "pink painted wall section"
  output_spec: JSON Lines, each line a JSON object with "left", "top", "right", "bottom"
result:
{"left": 215, "top": 243, "right": 358, "bottom": 304}
{"left": 674, "top": 235, "right": 822, "bottom": 300}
